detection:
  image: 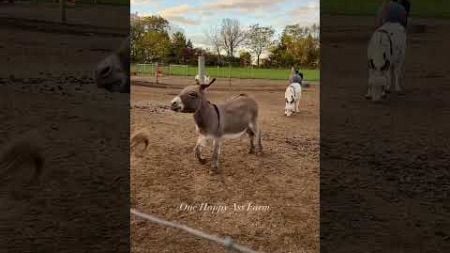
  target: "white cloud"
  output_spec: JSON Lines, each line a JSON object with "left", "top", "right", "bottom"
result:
{"left": 205, "top": 0, "right": 287, "bottom": 12}
{"left": 157, "top": 4, "right": 202, "bottom": 25}
{"left": 154, "top": 0, "right": 289, "bottom": 26}
{"left": 159, "top": 4, "right": 194, "bottom": 16}
{"left": 287, "top": 0, "right": 320, "bottom": 26}
{"left": 131, "top": 0, "right": 160, "bottom": 6}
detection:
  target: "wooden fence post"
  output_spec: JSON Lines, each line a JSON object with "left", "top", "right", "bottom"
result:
{"left": 198, "top": 55, "right": 205, "bottom": 85}
{"left": 155, "top": 62, "right": 159, "bottom": 84}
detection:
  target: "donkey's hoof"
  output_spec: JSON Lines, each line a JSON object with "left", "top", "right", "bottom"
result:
{"left": 365, "top": 94, "right": 371, "bottom": 100}
{"left": 255, "top": 149, "right": 263, "bottom": 156}
{"left": 249, "top": 149, "right": 255, "bottom": 154}
{"left": 198, "top": 158, "right": 207, "bottom": 164}
{"left": 210, "top": 166, "right": 219, "bottom": 175}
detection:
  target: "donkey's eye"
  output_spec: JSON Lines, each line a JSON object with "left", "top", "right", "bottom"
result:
{"left": 189, "top": 92, "right": 197, "bottom": 97}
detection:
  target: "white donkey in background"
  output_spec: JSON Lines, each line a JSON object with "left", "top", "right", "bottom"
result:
{"left": 195, "top": 74, "right": 211, "bottom": 85}
{"left": 367, "top": 22, "right": 407, "bottom": 101}
{"left": 285, "top": 83, "right": 302, "bottom": 117}
{"left": 285, "top": 67, "right": 303, "bottom": 116}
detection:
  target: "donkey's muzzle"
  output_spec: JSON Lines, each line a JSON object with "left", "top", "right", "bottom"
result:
{"left": 170, "top": 96, "right": 185, "bottom": 112}
{"left": 170, "top": 102, "right": 181, "bottom": 112}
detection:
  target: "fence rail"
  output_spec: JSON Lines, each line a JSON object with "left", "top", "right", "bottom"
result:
{"left": 131, "top": 208, "right": 263, "bottom": 253}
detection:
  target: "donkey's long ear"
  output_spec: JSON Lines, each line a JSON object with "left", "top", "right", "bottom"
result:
{"left": 208, "top": 78, "right": 216, "bottom": 86}
{"left": 200, "top": 78, "right": 216, "bottom": 90}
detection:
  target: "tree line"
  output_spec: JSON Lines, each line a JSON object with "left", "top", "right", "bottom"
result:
{"left": 131, "top": 15, "right": 319, "bottom": 68}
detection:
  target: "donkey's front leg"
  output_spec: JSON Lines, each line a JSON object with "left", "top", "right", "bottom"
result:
{"left": 365, "top": 74, "right": 372, "bottom": 99}
{"left": 194, "top": 135, "right": 207, "bottom": 164}
{"left": 394, "top": 62, "right": 403, "bottom": 92}
{"left": 211, "top": 138, "right": 222, "bottom": 173}
{"left": 385, "top": 68, "right": 393, "bottom": 93}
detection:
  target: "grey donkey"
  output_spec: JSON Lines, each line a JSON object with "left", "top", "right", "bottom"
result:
{"left": 170, "top": 78, "right": 262, "bottom": 173}
{"left": 94, "top": 37, "right": 130, "bottom": 93}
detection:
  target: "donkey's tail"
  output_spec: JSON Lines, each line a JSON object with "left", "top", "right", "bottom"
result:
{"left": 131, "top": 129, "right": 150, "bottom": 157}
{"left": 0, "top": 135, "right": 44, "bottom": 185}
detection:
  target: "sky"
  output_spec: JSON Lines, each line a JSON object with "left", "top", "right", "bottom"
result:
{"left": 131, "top": 0, "right": 319, "bottom": 50}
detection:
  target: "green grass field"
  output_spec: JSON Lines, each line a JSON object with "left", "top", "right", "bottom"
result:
{"left": 131, "top": 64, "right": 320, "bottom": 82}
{"left": 322, "top": 0, "right": 450, "bottom": 18}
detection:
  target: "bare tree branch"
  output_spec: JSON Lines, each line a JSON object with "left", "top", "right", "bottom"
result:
{"left": 205, "top": 25, "right": 223, "bottom": 64}
{"left": 220, "top": 18, "right": 247, "bottom": 59}
{"left": 246, "top": 24, "right": 275, "bottom": 66}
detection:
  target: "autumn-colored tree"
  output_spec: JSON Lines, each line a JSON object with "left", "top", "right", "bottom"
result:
{"left": 140, "top": 31, "right": 170, "bottom": 62}
{"left": 265, "top": 24, "right": 320, "bottom": 68}
{"left": 141, "top": 15, "right": 170, "bottom": 33}
{"left": 130, "top": 15, "right": 320, "bottom": 69}
{"left": 131, "top": 15, "right": 171, "bottom": 63}
{"left": 169, "top": 31, "right": 188, "bottom": 64}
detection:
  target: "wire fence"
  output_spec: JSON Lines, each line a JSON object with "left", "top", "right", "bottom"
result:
{"left": 132, "top": 63, "right": 320, "bottom": 82}
{"left": 131, "top": 208, "right": 263, "bottom": 253}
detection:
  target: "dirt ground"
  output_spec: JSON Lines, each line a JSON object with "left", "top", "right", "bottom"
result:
{"left": 0, "top": 4, "right": 129, "bottom": 252}
{"left": 321, "top": 15, "right": 450, "bottom": 252}
{"left": 131, "top": 77, "right": 320, "bottom": 252}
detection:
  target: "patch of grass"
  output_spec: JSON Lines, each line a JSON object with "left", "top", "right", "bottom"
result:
{"left": 131, "top": 64, "right": 320, "bottom": 82}
{"left": 322, "top": 0, "right": 450, "bottom": 18}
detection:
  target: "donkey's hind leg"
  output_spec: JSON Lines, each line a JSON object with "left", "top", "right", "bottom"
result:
{"left": 394, "top": 60, "right": 404, "bottom": 92}
{"left": 246, "top": 128, "right": 255, "bottom": 154}
{"left": 248, "top": 122, "right": 262, "bottom": 155}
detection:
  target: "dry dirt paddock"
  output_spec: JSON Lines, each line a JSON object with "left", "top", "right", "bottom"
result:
{"left": 321, "top": 16, "right": 450, "bottom": 251}
{"left": 0, "top": 4, "right": 129, "bottom": 252}
{"left": 131, "top": 77, "right": 320, "bottom": 253}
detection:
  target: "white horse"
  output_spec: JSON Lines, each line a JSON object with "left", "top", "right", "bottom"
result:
{"left": 284, "top": 82, "right": 302, "bottom": 117}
